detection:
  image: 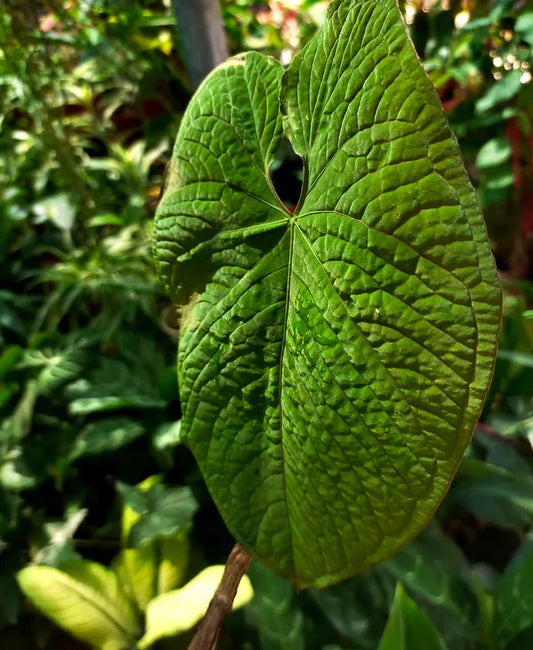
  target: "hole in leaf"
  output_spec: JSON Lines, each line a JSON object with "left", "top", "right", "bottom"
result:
{"left": 270, "top": 140, "right": 304, "bottom": 213}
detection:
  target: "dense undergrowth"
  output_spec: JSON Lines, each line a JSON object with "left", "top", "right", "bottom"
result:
{"left": 1, "top": 0, "right": 533, "bottom": 648}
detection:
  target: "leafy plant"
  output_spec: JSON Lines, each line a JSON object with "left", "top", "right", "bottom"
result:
{"left": 153, "top": 0, "right": 501, "bottom": 589}
{"left": 2, "top": 0, "right": 533, "bottom": 648}
{"left": 17, "top": 479, "right": 253, "bottom": 650}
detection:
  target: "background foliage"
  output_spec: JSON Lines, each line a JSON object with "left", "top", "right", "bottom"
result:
{"left": 0, "top": 0, "right": 532, "bottom": 648}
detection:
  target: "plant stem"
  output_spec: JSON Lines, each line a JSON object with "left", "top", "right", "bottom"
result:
{"left": 187, "top": 542, "right": 252, "bottom": 650}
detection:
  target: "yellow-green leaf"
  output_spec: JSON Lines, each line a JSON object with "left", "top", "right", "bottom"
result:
{"left": 138, "top": 566, "right": 253, "bottom": 649}
{"left": 17, "top": 562, "right": 138, "bottom": 650}
{"left": 113, "top": 534, "right": 190, "bottom": 612}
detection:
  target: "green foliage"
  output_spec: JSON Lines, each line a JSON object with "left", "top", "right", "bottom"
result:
{"left": 18, "top": 561, "right": 139, "bottom": 650}
{"left": 17, "top": 495, "right": 253, "bottom": 650}
{"left": 139, "top": 565, "right": 253, "bottom": 649}
{"left": 154, "top": 0, "right": 501, "bottom": 589}
{"left": 377, "top": 583, "right": 448, "bottom": 650}
{"left": 1, "top": 0, "right": 532, "bottom": 648}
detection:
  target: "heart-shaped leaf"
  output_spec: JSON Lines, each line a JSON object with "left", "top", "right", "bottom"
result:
{"left": 153, "top": 0, "right": 501, "bottom": 588}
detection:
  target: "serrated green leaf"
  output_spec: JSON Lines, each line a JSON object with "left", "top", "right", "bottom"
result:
{"left": 378, "top": 583, "right": 448, "bottom": 650}
{"left": 138, "top": 566, "right": 253, "bottom": 649}
{"left": 154, "top": 0, "right": 501, "bottom": 588}
{"left": 17, "top": 561, "right": 138, "bottom": 650}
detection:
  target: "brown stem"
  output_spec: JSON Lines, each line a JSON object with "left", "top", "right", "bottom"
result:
{"left": 187, "top": 543, "right": 253, "bottom": 650}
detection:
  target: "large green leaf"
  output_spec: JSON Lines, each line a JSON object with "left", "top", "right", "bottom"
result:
{"left": 153, "top": 0, "right": 501, "bottom": 588}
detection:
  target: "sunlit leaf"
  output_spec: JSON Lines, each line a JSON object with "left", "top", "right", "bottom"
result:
{"left": 138, "top": 566, "right": 253, "bottom": 648}
{"left": 17, "top": 561, "right": 138, "bottom": 650}
{"left": 113, "top": 535, "right": 190, "bottom": 612}
{"left": 476, "top": 138, "right": 511, "bottom": 170}
{"left": 153, "top": 0, "right": 501, "bottom": 587}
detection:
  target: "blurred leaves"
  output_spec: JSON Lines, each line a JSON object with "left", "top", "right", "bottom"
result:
{"left": 246, "top": 562, "right": 305, "bottom": 650}
{"left": 451, "top": 459, "right": 533, "bottom": 528}
{"left": 117, "top": 481, "right": 198, "bottom": 548}
{"left": 1, "top": 0, "right": 533, "bottom": 648}
{"left": 377, "top": 583, "right": 448, "bottom": 650}
{"left": 495, "top": 534, "right": 533, "bottom": 644}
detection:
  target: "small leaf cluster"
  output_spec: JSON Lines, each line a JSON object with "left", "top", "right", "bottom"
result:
{"left": 17, "top": 477, "right": 253, "bottom": 650}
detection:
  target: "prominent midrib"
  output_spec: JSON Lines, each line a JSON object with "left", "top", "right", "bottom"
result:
{"left": 51, "top": 576, "right": 134, "bottom": 642}
{"left": 277, "top": 220, "right": 297, "bottom": 580}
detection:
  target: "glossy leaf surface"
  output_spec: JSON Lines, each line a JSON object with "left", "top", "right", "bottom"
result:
{"left": 153, "top": 0, "right": 501, "bottom": 587}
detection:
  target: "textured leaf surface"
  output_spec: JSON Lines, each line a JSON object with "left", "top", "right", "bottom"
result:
{"left": 153, "top": 0, "right": 501, "bottom": 588}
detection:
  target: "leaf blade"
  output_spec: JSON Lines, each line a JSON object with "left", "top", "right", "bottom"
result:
{"left": 154, "top": 0, "right": 501, "bottom": 588}
{"left": 17, "top": 562, "right": 138, "bottom": 650}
